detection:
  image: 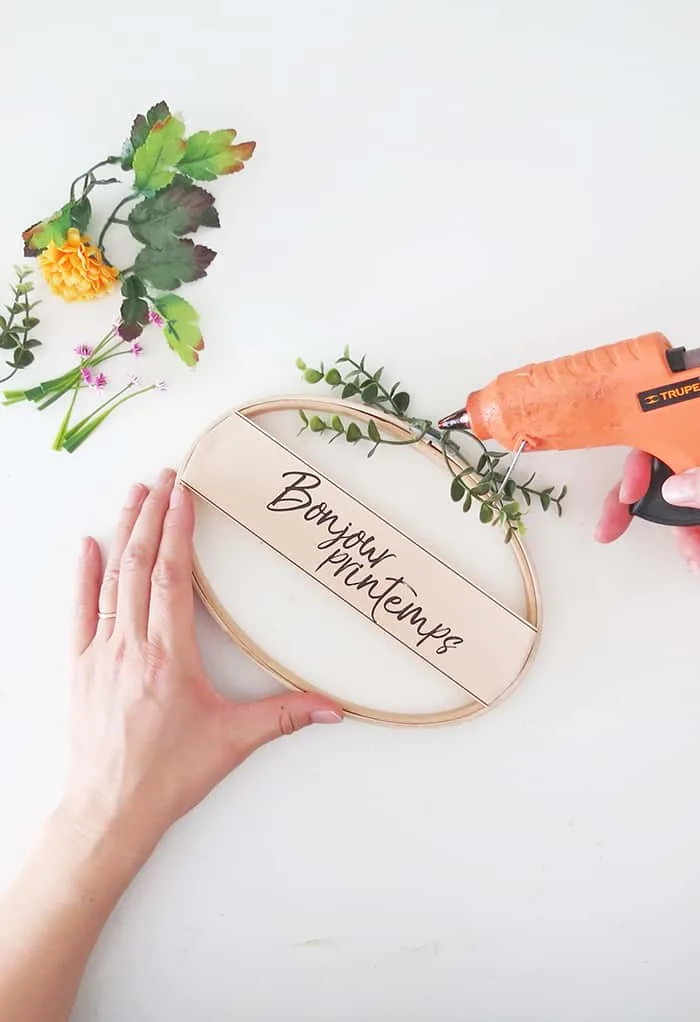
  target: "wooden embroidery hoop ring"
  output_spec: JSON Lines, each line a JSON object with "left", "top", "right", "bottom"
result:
{"left": 187, "top": 395, "right": 542, "bottom": 727}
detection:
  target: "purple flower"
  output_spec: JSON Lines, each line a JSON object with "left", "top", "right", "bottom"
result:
{"left": 130, "top": 341, "right": 143, "bottom": 357}
{"left": 80, "top": 367, "right": 93, "bottom": 385}
{"left": 93, "top": 372, "right": 108, "bottom": 390}
{"left": 149, "top": 310, "right": 164, "bottom": 327}
{"left": 75, "top": 343, "right": 93, "bottom": 358}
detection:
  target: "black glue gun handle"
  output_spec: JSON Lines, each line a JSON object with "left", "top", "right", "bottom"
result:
{"left": 630, "top": 457, "right": 700, "bottom": 527}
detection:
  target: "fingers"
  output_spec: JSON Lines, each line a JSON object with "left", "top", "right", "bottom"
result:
{"left": 230, "top": 693, "right": 343, "bottom": 759}
{"left": 662, "top": 468, "right": 700, "bottom": 508}
{"left": 73, "top": 537, "right": 102, "bottom": 655}
{"left": 618, "top": 449, "right": 651, "bottom": 504}
{"left": 96, "top": 482, "right": 149, "bottom": 641}
{"left": 595, "top": 450, "right": 651, "bottom": 544}
{"left": 148, "top": 483, "right": 196, "bottom": 646}
{"left": 116, "top": 469, "right": 176, "bottom": 639}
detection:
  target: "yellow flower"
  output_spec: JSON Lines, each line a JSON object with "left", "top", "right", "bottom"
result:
{"left": 38, "top": 228, "right": 119, "bottom": 301}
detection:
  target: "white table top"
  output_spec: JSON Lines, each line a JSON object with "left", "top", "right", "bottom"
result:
{"left": 2, "top": 2, "right": 700, "bottom": 1019}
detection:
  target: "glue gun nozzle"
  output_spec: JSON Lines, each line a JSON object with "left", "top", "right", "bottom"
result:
{"left": 438, "top": 408, "right": 471, "bottom": 431}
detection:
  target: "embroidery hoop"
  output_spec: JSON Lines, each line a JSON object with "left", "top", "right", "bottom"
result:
{"left": 185, "top": 396, "right": 542, "bottom": 726}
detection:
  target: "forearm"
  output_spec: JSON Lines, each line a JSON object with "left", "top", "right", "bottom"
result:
{"left": 0, "top": 807, "right": 152, "bottom": 1022}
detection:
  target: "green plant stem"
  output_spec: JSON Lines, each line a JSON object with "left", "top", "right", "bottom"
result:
{"left": 69, "top": 158, "right": 120, "bottom": 203}
{"left": 343, "top": 356, "right": 406, "bottom": 417}
{"left": 0, "top": 368, "right": 17, "bottom": 385}
{"left": 62, "top": 385, "right": 155, "bottom": 452}
{"left": 52, "top": 382, "right": 80, "bottom": 451}
{"left": 97, "top": 193, "right": 138, "bottom": 253}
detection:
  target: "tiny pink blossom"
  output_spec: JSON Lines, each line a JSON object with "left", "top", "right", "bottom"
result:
{"left": 80, "top": 367, "right": 93, "bottom": 385}
{"left": 130, "top": 341, "right": 143, "bottom": 357}
{"left": 93, "top": 372, "right": 108, "bottom": 390}
{"left": 155, "top": 379, "right": 167, "bottom": 393}
{"left": 149, "top": 310, "right": 164, "bottom": 327}
{"left": 75, "top": 343, "right": 93, "bottom": 358}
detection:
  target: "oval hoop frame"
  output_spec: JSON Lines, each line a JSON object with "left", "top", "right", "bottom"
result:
{"left": 188, "top": 396, "right": 542, "bottom": 726}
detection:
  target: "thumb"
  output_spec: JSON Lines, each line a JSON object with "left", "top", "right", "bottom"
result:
{"left": 232, "top": 692, "right": 343, "bottom": 755}
{"left": 662, "top": 468, "right": 700, "bottom": 508}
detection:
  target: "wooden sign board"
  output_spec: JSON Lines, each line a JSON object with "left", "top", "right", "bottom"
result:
{"left": 181, "top": 411, "right": 537, "bottom": 712}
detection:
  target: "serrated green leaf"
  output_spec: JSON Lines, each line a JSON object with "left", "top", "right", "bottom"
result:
{"left": 132, "top": 114, "right": 186, "bottom": 193}
{"left": 178, "top": 129, "right": 255, "bottom": 181}
{"left": 362, "top": 383, "right": 379, "bottom": 403}
{"left": 325, "top": 368, "right": 342, "bottom": 386}
{"left": 128, "top": 176, "right": 218, "bottom": 246}
{"left": 479, "top": 503, "right": 494, "bottom": 524}
{"left": 121, "top": 275, "right": 147, "bottom": 300}
{"left": 367, "top": 420, "right": 381, "bottom": 443}
{"left": 70, "top": 197, "right": 91, "bottom": 233}
{"left": 394, "top": 391, "right": 410, "bottom": 414}
{"left": 346, "top": 422, "right": 362, "bottom": 443}
{"left": 22, "top": 203, "right": 73, "bottom": 254}
{"left": 133, "top": 237, "right": 215, "bottom": 290}
{"left": 147, "top": 101, "right": 170, "bottom": 127}
{"left": 154, "top": 294, "right": 203, "bottom": 367}
{"left": 304, "top": 368, "right": 323, "bottom": 384}
{"left": 450, "top": 478, "right": 465, "bottom": 501}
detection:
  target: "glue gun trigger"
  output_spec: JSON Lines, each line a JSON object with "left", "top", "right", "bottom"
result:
{"left": 630, "top": 457, "right": 700, "bottom": 527}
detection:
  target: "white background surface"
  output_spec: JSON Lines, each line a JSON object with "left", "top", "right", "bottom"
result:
{"left": 2, "top": 1, "right": 700, "bottom": 1019}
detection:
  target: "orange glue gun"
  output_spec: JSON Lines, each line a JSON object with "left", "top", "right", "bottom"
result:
{"left": 438, "top": 332, "right": 700, "bottom": 527}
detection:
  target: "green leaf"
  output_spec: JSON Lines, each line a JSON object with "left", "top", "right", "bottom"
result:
{"left": 477, "top": 454, "right": 489, "bottom": 473}
{"left": 540, "top": 492, "right": 551, "bottom": 511}
{"left": 24, "top": 339, "right": 41, "bottom": 348}
{"left": 128, "top": 176, "right": 218, "bottom": 247}
{"left": 12, "top": 348, "right": 34, "bottom": 368}
{"left": 342, "top": 382, "right": 359, "bottom": 398}
{"left": 504, "top": 479, "right": 516, "bottom": 499}
{"left": 362, "top": 383, "right": 379, "bottom": 403}
{"left": 133, "top": 237, "right": 216, "bottom": 290}
{"left": 462, "top": 491, "right": 472, "bottom": 512}
{"left": 394, "top": 391, "right": 410, "bottom": 414}
{"left": 296, "top": 357, "right": 307, "bottom": 370}
{"left": 367, "top": 420, "right": 381, "bottom": 443}
{"left": 479, "top": 503, "right": 494, "bottom": 524}
{"left": 346, "top": 422, "right": 362, "bottom": 443}
{"left": 471, "top": 480, "right": 491, "bottom": 497}
{"left": 372, "top": 367, "right": 383, "bottom": 382}
{"left": 503, "top": 502, "right": 520, "bottom": 516}
{"left": 178, "top": 129, "right": 255, "bottom": 181}
{"left": 121, "top": 275, "right": 147, "bottom": 300}
{"left": 304, "top": 368, "right": 323, "bottom": 384}
{"left": 331, "top": 415, "right": 344, "bottom": 432}
{"left": 504, "top": 528, "right": 513, "bottom": 545}
{"left": 132, "top": 114, "right": 186, "bottom": 193}
{"left": 0, "top": 316, "right": 5, "bottom": 330}
{"left": 325, "top": 368, "right": 342, "bottom": 386}
{"left": 309, "top": 416, "right": 326, "bottom": 432}
{"left": 558, "top": 485, "right": 568, "bottom": 500}
{"left": 522, "top": 490, "right": 532, "bottom": 506}
{"left": 119, "top": 292, "right": 149, "bottom": 339}
{"left": 21, "top": 317, "right": 39, "bottom": 330}
{"left": 70, "top": 197, "right": 91, "bottom": 234}
{"left": 22, "top": 203, "right": 73, "bottom": 254}
{"left": 450, "top": 478, "right": 465, "bottom": 501}
{"left": 154, "top": 294, "right": 203, "bottom": 367}
{"left": 0, "top": 334, "right": 17, "bottom": 349}
{"left": 298, "top": 409, "right": 309, "bottom": 426}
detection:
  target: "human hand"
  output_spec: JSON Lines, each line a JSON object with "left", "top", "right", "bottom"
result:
{"left": 63, "top": 469, "right": 342, "bottom": 861}
{"left": 595, "top": 450, "right": 700, "bottom": 567}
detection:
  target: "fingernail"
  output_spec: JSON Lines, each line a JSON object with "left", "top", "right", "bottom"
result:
{"left": 157, "top": 468, "right": 175, "bottom": 488}
{"left": 310, "top": 709, "right": 343, "bottom": 724}
{"left": 594, "top": 520, "right": 607, "bottom": 543}
{"left": 81, "top": 536, "right": 93, "bottom": 558}
{"left": 125, "top": 483, "right": 145, "bottom": 508}
{"left": 169, "top": 483, "right": 184, "bottom": 509}
{"left": 618, "top": 481, "right": 633, "bottom": 504}
{"left": 662, "top": 473, "right": 698, "bottom": 506}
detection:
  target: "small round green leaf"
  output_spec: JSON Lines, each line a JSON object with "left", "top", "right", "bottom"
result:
{"left": 304, "top": 368, "right": 324, "bottom": 384}
{"left": 295, "top": 357, "right": 307, "bottom": 371}
{"left": 346, "top": 422, "right": 362, "bottom": 443}
{"left": 342, "top": 382, "right": 359, "bottom": 398}
{"left": 309, "top": 416, "right": 326, "bottom": 432}
{"left": 331, "top": 415, "right": 344, "bottom": 432}
{"left": 394, "top": 391, "right": 410, "bottom": 414}
{"left": 325, "top": 368, "right": 342, "bottom": 386}
{"left": 367, "top": 420, "right": 381, "bottom": 443}
{"left": 450, "top": 478, "right": 465, "bottom": 502}
{"left": 362, "top": 383, "right": 379, "bottom": 403}
{"left": 540, "top": 493, "right": 551, "bottom": 511}
{"left": 13, "top": 347, "right": 34, "bottom": 368}
{"left": 479, "top": 503, "right": 494, "bottom": 524}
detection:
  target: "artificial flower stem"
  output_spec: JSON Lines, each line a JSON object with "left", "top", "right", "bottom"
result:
{"left": 97, "top": 193, "right": 138, "bottom": 253}
{"left": 62, "top": 386, "right": 155, "bottom": 453}
{"left": 52, "top": 382, "right": 80, "bottom": 451}
{"left": 61, "top": 383, "right": 133, "bottom": 442}
{"left": 69, "top": 158, "right": 120, "bottom": 203}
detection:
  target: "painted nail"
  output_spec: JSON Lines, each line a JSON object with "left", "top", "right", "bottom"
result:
{"left": 157, "top": 467, "right": 175, "bottom": 487}
{"left": 310, "top": 709, "right": 343, "bottom": 724}
{"left": 125, "top": 482, "right": 145, "bottom": 509}
{"left": 662, "top": 473, "right": 698, "bottom": 506}
{"left": 169, "top": 483, "right": 184, "bottom": 509}
{"left": 618, "top": 481, "right": 633, "bottom": 504}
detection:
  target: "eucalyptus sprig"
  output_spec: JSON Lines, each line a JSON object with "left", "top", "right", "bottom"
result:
{"left": 0, "top": 267, "right": 41, "bottom": 385}
{"left": 297, "top": 347, "right": 567, "bottom": 542}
